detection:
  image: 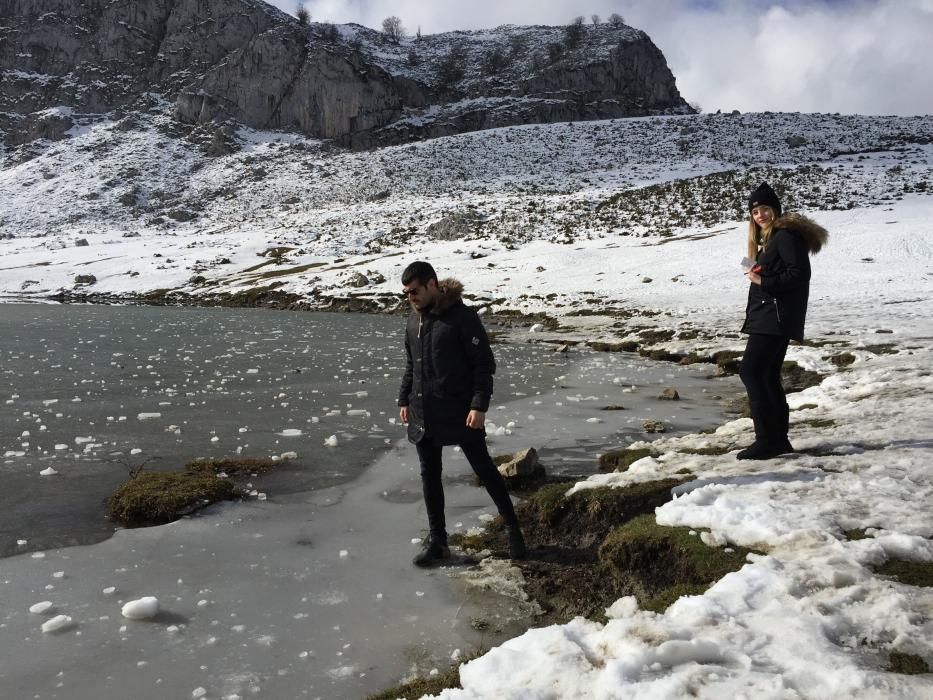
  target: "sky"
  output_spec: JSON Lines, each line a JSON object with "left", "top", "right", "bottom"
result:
{"left": 266, "top": 0, "right": 933, "bottom": 116}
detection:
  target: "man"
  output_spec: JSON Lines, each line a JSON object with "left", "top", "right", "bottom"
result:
{"left": 398, "top": 261, "right": 527, "bottom": 566}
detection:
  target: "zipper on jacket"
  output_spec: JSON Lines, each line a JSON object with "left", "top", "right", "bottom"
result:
{"left": 773, "top": 299, "right": 782, "bottom": 324}
{"left": 418, "top": 314, "right": 423, "bottom": 338}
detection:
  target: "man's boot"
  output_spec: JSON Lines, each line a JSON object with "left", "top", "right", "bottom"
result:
{"left": 507, "top": 525, "right": 527, "bottom": 560}
{"left": 412, "top": 534, "right": 451, "bottom": 567}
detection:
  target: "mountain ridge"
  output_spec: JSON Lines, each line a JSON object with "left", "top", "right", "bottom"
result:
{"left": 0, "top": 1, "right": 689, "bottom": 149}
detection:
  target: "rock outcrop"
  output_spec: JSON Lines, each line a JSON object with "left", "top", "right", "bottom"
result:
{"left": 0, "top": 1, "right": 691, "bottom": 148}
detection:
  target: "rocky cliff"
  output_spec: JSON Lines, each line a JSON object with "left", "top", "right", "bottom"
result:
{"left": 0, "top": 0, "right": 690, "bottom": 148}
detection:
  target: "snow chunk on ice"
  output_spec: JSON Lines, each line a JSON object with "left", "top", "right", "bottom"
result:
{"left": 29, "top": 601, "right": 54, "bottom": 614}
{"left": 122, "top": 596, "right": 160, "bottom": 620}
{"left": 278, "top": 429, "right": 303, "bottom": 437}
{"left": 137, "top": 413, "right": 162, "bottom": 421}
{"left": 41, "top": 614, "right": 73, "bottom": 633}
{"left": 324, "top": 435, "right": 338, "bottom": 447}
{"left": 39, "top": 467, "right": 59, "bottom": 476}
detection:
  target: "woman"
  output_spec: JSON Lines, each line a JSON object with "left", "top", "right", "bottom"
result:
{"left": 738, "top": 183, "right": 828, "bottom": 460}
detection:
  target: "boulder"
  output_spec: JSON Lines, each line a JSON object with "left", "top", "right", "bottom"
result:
{"left": 496, "top": 448, "right": 541, "bottom": 478}
{"left": 347, "top": 272, "right": 369, "bottom": 288}
{"left": 657, "top": 388, "right": 680, "bottom": 401}
{"left": 74, "top": 238, "right": 89, "bottom": 247}
{"left": 426, "top": 212, "right": 483, "bottom": 241}
{"left": 642, "top": 420, "right": 665, "bottom": 433}
{"left": 74, "top": 274, "right": 96, "bottom": 285}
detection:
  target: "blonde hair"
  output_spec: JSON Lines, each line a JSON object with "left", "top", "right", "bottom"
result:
{"left": 747, "top": 206, "right": 777, "bottom": 259}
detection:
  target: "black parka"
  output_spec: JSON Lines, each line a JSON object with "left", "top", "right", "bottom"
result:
{"left": 398, "top": 278, "right": 495, "bottom": 445}
{"left": 741, "top": 214, "right": 828, "bottom": 342}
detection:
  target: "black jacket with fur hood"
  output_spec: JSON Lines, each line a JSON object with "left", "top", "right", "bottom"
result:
{"left": 398, "top": 278, "right": 496, "bottom": 445}
{"left": 742, "top": 213, "right": 829, "bottom": 341}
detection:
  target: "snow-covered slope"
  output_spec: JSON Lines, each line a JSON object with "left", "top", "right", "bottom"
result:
{"left": 1, "top": 108, "right": 931, "bottom": 315}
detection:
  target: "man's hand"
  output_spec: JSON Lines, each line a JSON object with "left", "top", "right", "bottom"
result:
{"left": 399, "top": 406, "right": 409, "bottom": 424}
{"left": 466, "top": 409, "right": 486, "bottom": 429}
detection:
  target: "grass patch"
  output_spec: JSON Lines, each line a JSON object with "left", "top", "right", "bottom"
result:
{"left": 456, "top": 479, "right": 758, "bottom": 628}
{"left": 677, "top": 446, "right": 731, "bottom": 456}
{"left": 185, "top": 456, "right": 282, "bottom": 477}
{"left": 640, "top": 583, "right": 709, "bottom": 613}
{"left": 712, "top": 350, "right": 742, "bottom": 374}
{"left": 863, "top": 343, "right": 898, "bottom": 355}
{"left": 597, "top": 514, "right": 753, "bottom": 611}
{"left": 597, "top": 447, "right": 655, "bottom": 473}
{"left": 367, "top": 661, "right": 465, "bottom": 700}
{"left": 844, "top": 529, "right": 871, "bottom": 541}
{"left": 256, "top": 262, "right": 326, "bottom": 280}
{"left": 781, "top": 361, "right": 825, "bottom": 393}
{"left": 797, "top": 418, "right": 835, "bottom": 429}
{"left": 875, "top": 559, "right": 933, "bottom": 587}
{"left": 638, "top": 329, "right": 675, "bottom": 344}
{"left": 108, "top": 472, "right": 237, "bottom": 526}
{"left": 827, "top": 352, "right": 856, "bottom": 367}
{"left": 886, "top": 652, "right": 931, "bottom": 675}
{"left": 521, "top": 480, "right": 685, "bottom": 547}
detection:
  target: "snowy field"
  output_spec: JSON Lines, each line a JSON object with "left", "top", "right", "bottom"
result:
{"left": 2, "top": 109, "right": 932, "bottom": 696}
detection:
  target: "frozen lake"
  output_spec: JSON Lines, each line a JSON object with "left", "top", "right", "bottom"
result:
{"left": 0, "top": 304, "right": 569, "bottom": 556}
{"left": 0, "top": 303, "right": 742, "bottom": 698}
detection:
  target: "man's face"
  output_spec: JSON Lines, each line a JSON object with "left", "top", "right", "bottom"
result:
{"left": 402, "top": 278, "right": 437, "bottom": 311}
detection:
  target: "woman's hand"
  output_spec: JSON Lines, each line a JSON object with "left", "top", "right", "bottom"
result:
{"left": 399, "top": 406, "right": 409, "bottom": 424}
{"left": 746, "top": 271, "right": 762, "bottom": 285}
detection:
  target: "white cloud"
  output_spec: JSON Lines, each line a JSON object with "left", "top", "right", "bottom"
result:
{"left": 269, "top": 0, "right": 933, "bottom": 115}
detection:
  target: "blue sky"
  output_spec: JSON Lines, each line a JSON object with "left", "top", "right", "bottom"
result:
{"left": 265, "top": 0, "right": 933, "bottom": 116}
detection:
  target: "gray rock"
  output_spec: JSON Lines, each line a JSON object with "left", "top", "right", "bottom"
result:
{"left": 426, "top": 212, "right": 483, "bottom": 241}
{"left": 657, "top": 388, "right": 680, "bottom": 401}
{"left": 496, "top": 447, "right": 541, "bottom": 478}
{"left": 347, "top": 272, "right": 369, "bottom": 287}
{"left": 74, "top": 274, "right": 96, "bottom": 285}
{"left": 74, "top": 238, "right": 89, "bottom": 247}
{"left": 642, "top": 420, "right": 666, "bottom": 433}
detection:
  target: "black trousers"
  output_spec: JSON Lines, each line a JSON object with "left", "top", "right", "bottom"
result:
{"left": 739, "top": 333, "right": 790, "bottom": 443}
{"left": 415, "top": 430, "right": 518, "bottom": 542}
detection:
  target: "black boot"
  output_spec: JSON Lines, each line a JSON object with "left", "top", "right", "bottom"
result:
{"left": 507, "top": 525, "right": 527, "bottom": 560}
{"left": 412, "top": 534, "right": 451, "bottom": 567}
{"left": 737, "top": 410, "right": 769, "bottom": 460}
{"left": 736, "top": 441, "right": 785, "bottom": 460}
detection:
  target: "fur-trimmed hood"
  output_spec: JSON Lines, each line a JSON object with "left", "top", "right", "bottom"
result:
{"left": 774, "top": 213, "right": 829, "bottom": 254}
{"left": 432, "top": 277, "right": 464, "bottom": 314}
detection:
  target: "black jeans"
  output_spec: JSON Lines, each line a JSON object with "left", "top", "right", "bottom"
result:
{"left": 415, "top": 430, "right": 518, "bottom": 542}
{"left": 739, "top": 333, "right": 790, "bottom": 443}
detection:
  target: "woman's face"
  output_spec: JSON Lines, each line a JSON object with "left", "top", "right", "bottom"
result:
{"left": 751, "top": 205, "right": 775, "bottom": 228}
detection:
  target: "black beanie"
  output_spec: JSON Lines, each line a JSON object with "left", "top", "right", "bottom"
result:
{"left": 748, "top": 182, "right": 782, "bottom": 217}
